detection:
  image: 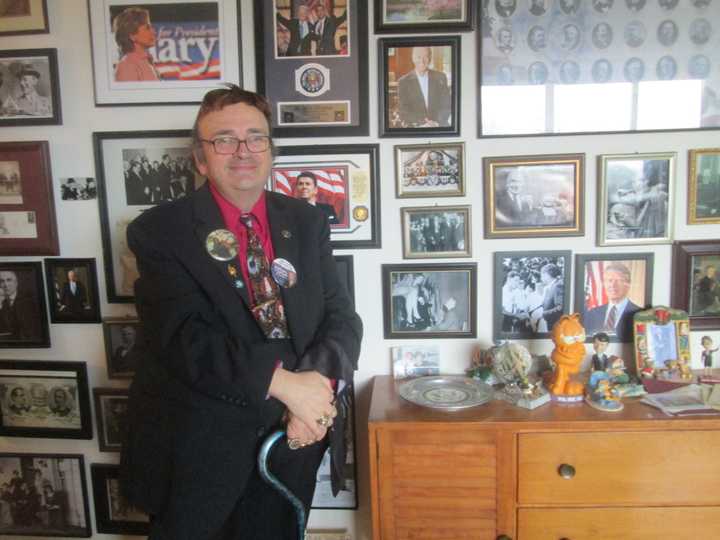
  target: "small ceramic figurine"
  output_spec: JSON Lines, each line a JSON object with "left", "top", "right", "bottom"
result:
{"left": 590, "top": 332, "right": 610, "bottom": 371}
{"left": 549, "top": 314, "right": 586, "bottom": 399}
{"left": 586, "top": 371, "right": 623, "bottom": 412}
{"left": 701, "top": 336, "right": 719, "bottom": 374}
{"left": 606, "top": 356, "right": 630, "bottom": 384}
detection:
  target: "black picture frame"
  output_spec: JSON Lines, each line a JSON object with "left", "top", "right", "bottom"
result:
{"left": 91, "top": 464, "right": 151, "bottom": 535}
{"left": 0, "top": 48, "right": 61, "bottom": 126}
{"left": 270, "top": 144, "right": 381, "bottom": 249}
{"left": 92, "top": 388, "right": 129, "bottom": 452}
{"left": 401, "top": 205, "right": 471, "bottom": 259}
{"left": 0, "top": 0, "right": 49, "bottom": 36}
{"left": 379, "top": 35, "right": 461, "bottom": 138}
{"left": 0, "top": 360, "right": 92, "bottom": 439}
{"left": 574, "top": 252, "right": 654, "bottom": 343}
{"left": 671, "top": 240, "right": 720, "bottom": 330}
{"left": 254, "top": 0, "right": 369, "bottom": 137}
{"left": 0, "top": 452, "right": 91, "bottom": 537}
{"left": 382, "top": 262, "right": 477, "bottom": 339}
{"left": 334, "top": 254, "right": 355, "bottom": 305}
{"left": 0, "top": 261, "right": 50, "bottom": 348}
{"left": 493, "top": 250, "right": 571, "bottom": 341}
{"left": 43, "top": 258, "right": 101, "bottom": 324}
{"left": 102, "top": 318, "right": 146, "bottom": 379}
{"left": 374, "top": 0, "right": 474, "bottom": 33}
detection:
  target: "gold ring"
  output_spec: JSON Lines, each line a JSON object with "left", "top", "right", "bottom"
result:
{"left": 288, "top": 438, "right": 302, "bottom": 450}
{"left": 316, "top": 414, "right": 331, "bottom": 427}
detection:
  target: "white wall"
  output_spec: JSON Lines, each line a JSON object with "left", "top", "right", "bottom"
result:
{"left": 0, "top": 1, "right": 718, "bottom": 539}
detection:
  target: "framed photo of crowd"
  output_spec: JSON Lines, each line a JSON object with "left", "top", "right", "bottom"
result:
{"left": 91, "top": 464, "right": 150, "bottom": 535}
{"left": 0, "top": 48, "right": 60, "bottom": 126}
{"left": 483, "top": 153, "right": 584, "bottom": 239}
{"left": 88, "top": 0, "right": 242, "bottom": 106}
{"left": 0, "top": 0, "right": 48, "bottom": 36}
{"left": 254, "top": 0, "right": 369, "bottom": 137}
{"left": 394, "top": 142, "right": 465, "bottom": 198}
{"left": 671, "top": 239, "right": 720, "bottom": 330}
{"left": 0, "top": 261, "right": 50, "bottom": 349}
{"left": 374, "top": 0, "right": 474, "bottom": 33}
{"left": 43, "top": 258, "right": 101, "bottom": 324}
{"left": 688, "top": 147, "right": 720, "bottom": 224}
{"left": 379, "top": 35, "right": 460, "bottom": 137}
{"left": 401, "top": 205, "right": 471, "bottom": 259}
{"left": 270, "top": 144, "right": 381, "bottom": 249}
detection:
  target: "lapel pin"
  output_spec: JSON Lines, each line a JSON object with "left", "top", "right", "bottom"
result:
{"left": 206, "top": 229, "right": 238, "bottom": 261}
{"left": 227, "top": 265, "right": 237, "bottom": 277}
{"left": 235, "top": 280, "right": 244, "bottom": 289}
{"left": 281, "top": 230, "right": 292, "bottom": 239}
{"left": 271, "top": 258, "right": 297, "bottom": 288}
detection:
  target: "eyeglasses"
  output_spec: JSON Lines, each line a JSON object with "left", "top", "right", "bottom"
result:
{"left": 200, "top": 134, "right": 271, "bottom": 154}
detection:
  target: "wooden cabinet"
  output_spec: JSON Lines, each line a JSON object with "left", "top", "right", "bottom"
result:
{"left": 368, "top": 376, "right": 720, "bottom": 540}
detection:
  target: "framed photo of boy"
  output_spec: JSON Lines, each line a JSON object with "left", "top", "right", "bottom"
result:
{"left": 574, "top": 253, "right": 654, "bottom": 343}
{"left": 0, "top": 261, "right": 50, "bottom": 348}
{"left": 401, "top": 205, "right": 471, "bottom": 259}
{"left": 483, "top": 153, "right": 584, "bottom": 239}
{"left": 91, "top": 464, "right": 151, "bottom": 535}
{"left": 688, "top": 148, "right": 720, "bottom": 225}
{"left": 597, "top": 152, "right": 675, "bottom": 246}
{"left": 93, "top": 388, "right": 129, "bottom": 452}
{"left": 0, "top": 0, "right": 48, "bottom": 36}
{"left": 394, "top": 142, "right": 465, "bottom": 198}
{"left": 378, "top": 35, "right": 460, "bottom": 137}
{"left": 382, "top": 262, "right": 476, "bottom": 339}
{"left": 374, "top": 0, "right": 474, "bottom": 33}
{"left": 671, "top": 240, "right": 720, "bottom": 330}
{"left": 43, "top": 258, "right": 101, "bottom": 324}
{"left": 103, "top": 318, "right": 146, "bottom": 379}
{"left": 0, "top": 48, "right": 61, "bottom": 126}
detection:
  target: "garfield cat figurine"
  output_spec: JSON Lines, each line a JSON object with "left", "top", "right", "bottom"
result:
{"left": 549, "top": 313, "right": 586, "bottom": 396}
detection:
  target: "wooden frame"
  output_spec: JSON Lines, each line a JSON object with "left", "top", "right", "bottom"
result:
{"left": 0, "top": 0, "right": 48, "bottom": 36}
{"left": 0, "top": 261, "right": 50, "bottom": 348}
{"left": 43, "top": 258, "right": 101, "bottom": 324}
{"left": 91, "top": 463, "right": 150, "bottom": 535}
{"left": 102, "top": 318, "right": 146, "bottom": 379}
{"left": 0, "top": 48, "right": 61, "bottom": 126}
{"left": 0, "top": 360, "right": 92, "bottom": 439}
{"left": 688, "top": 148, "right": 720, "bottom": 224}
{"left": 671, "top": 240, "right": 720, "bottom": 330}
{"left": 483, "top": 153, "right": 584, "bottom": 239}
{"left": 394, "top": 142, "right": 465, "bottom": 198}
{"left": 633, "top": 306, "right": 691, "bottom": 379}
{"left": 374, "top": 0, "right": 474, "bottom": 33}
{"left": 382, "top": 262, "right": 477, "bottom": 339}
{"left": 93, "top": 388, "right": 129, "bottom": 452}
{"left": 0, "top": 140, "right": 58, "bottom": 255}
{"left": 401, "top": 205, "right": 471, "bottom": 259}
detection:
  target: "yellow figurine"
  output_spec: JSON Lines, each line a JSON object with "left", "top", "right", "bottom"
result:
{"left": 549, "top": 313, "right": 586, "bottom": 397}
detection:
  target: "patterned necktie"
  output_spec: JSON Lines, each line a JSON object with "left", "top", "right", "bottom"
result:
{"left": 605, "top": 305, "right": 618, "bottom": 331}
{"left": 238, "top": 214, "right": 289, "bottom": 339}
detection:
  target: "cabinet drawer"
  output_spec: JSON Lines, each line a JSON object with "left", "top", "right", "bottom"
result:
{"left": 518, "top": 507, "right": 720, "bottom": 539}
{"left": 518, "top": 431, "right": 720, "bottom": 505}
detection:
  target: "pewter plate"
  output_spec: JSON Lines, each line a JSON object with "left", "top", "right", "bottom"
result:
{"left": 398, "top": 376, "right": 494, "bottom": 411}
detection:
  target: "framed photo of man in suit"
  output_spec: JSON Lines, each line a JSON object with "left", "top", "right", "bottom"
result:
{"left": 0, "top": 261, "right": 49, "bottom": 348}
{"left": 102, "top": 318, "right": 147, "bottom": 379}
{"left": 688, "top": 148, "right": 720, "bottom": 224}
{"left": 43, "top": 258, "right": 101, "bottom": 324}
{"left": 671, "top": 240, "right": 720, "bottom": 330}
{"left": 93, "top": 388, "right": 129, "bottom": 452}
{"left": 379, "top": 35, "right": 460, "bottom": 137}
{"left": 574, "top": 253, "right": 654, "bottom": 343}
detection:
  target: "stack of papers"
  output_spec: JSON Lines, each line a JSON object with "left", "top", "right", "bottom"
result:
{"left": 641, "top": 384, "right": 720, "bottom": 417}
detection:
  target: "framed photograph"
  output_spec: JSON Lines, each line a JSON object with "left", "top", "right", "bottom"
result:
{"left": 374, "top": 0, "right": 474, "bottom": 33}
{"left": 43, "top": 258, "right": 101, "bottom": 324}
{"left": 87, "top": 0, "right": 241, "bottom": 106}
{"left": 60, "top": 177, "right": 97, "bottom": 201}
{"left": 0, "top": 261, "right": 50, "bottom": 348}
{"left": 401, "top": 205, "right": 471, "bottom": 259}
{"left": 0, "top": 141, "right": 58, "bottom": 255}
{"left": 254, "top": 0, "right": 369, "bottom": 137}
{"left": 382, "top": 262, "right": 477, "bottom": 339}
{"left": 688, "top": 148, "right": 720, "bottom": 224}
{"left": 478, "top": 1, "right": 720, "bottom": 136}
{"left": 379, "top": 35, "right": 460, "bottom": 137}
{"left": 0, "top": 0, "right": 48, "bottom": 35}
{"left": 270, "top": 144, "right": 380, "bottom": 249}
{"left": 91, "top": 464, "right": 150, "bottom": 535}
{"left": 93, "top": 388, "right": 129, "bottom": 452}
{"left": 94, "top": 129, "right": 200, "bottom": 302}
{"left": 633, "top": 307, "right": 691, "bottom": 379}
{"left": 334, "top": 254, "right": 355, "bottom": 305}
{"left": 0, "top": 453, "right": 91, "bottom": 537}
{"left": 394, "top": 142, "right": 465, "bottom": 198}
{"left": 575, "top": 253, "right": 654, "bottom": 343}
{"left": 102, "top": 318, "right": 147, "bottom": 379}
{"left": 671, "top": 240, "right": 720, "bottom": 330}
{"left": 0, "top": 49, "right": 60, "bottom": 126}
{"left": 494, "top": 251, "right": 571, "bottom": 340}
{"left": 598, "top": 152, "right": 675, "bottom": 246}
{"left": 483, "top": 153, "right": 584, "bottom": 239}
{"left": 391, "top": 344, "right": 440, "bottom": 379}
{"left": 0, "top": 360, "right": 92, "bottom": 439}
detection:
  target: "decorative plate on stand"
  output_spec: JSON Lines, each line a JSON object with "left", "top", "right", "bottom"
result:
{"left": 398, "top": 375, "right": 493, "bottom": 410}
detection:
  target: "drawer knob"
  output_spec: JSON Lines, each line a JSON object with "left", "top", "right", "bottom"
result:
{"left": 496, "top": 536, "right": 512, "bottom": 540}
{"left": 558, "top": 463, "right": 575, "bottom": 479}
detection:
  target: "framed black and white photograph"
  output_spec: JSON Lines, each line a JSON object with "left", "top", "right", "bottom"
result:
{"left": 483, "top": 153, "right": 584, "bottom": 239}
{"left": 0, "top": 360, "right": 92, "bottom": 439}
{"left": 59, "top": 178, "right": 97, "bottom": 201}
{"left": 254, "top": 0, "right": 369, "bottom": 137}
{"left": 43, "top": 258, "right": 101, "bottom": 324}
{"left": 671, "top": 240, "right": 720, "bottom": 330}
{"left": 382, "top": 262, "right": 476, "bottom": 339}
{"left": 0, "top": 453, "right": 91, "bottom": 537}
{"left": 103, "top": 318, "right": 146, "bottom": 379}
{"left": 93, "top": 388, "right": 129, "bottom": 452}
{"left": 334, "top": 254, "right": 355, "bottom": 305}
{"left": 688, "top": 148, "right": 720, "bottom": 225}
{"left": 91, "top": 464, "right": 150, "bottom": 535}
{"left": 270, "top": 144, "right": 380, "bottom": 249}
{"left": 0, "top": 48, "right": 60, "bottom": 126}
{"left": 0, "top": 261, "right": 49, "bottom": 348}
{"left": 87, "top": 0, "right": 241, "bottom": 106}
{"left": 379, "top": 35, "right": 460, "bottom": 137}
{"left": 494, "top": 251, "right": 571, "bottom": 341}
{"left": 374, "top": 0, "right": 474, "bottom": 33}
{"left": 401, "top": 205, "right": 471, "bottom": 259}
{"left": 394, "top": 142, "right": 465, "bottom": 198}
{"left": 575, "top": 253, "right": 654, "bottom": 343}
{"left": 597, "top": 152, "right": 675, "bottom": 246}
{"left": 0, "top": 0, "right": 48, "bottom": 36}
{"left": 94, "top": 129, "right": 199, "bottom": 302}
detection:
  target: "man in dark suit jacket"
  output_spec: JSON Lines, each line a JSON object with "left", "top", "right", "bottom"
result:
{"left": 397, "top": 47, "right": 451, "bottom": 127}
{"left": 120, "top": 86, "right": 362, "bottom": 540}
{"left": 0, "top": 270, "right": 41, "bottom": 343}
{"left": 293, "top": 171, "right": 339, "bottom": 225}
{"left": 58, "top": 269, "right": 88, "bottom": 316}
{"left": 495, "top": 168, "right": 534, "bottom": 227}
{"left": 311, "top": 2, "right": 346, "bottom": 55}
{"left": 539, "top": 263, "right": 564, "bottom": 331}
{"left": 276, "top": 5, "right": 315, "bottom": 56}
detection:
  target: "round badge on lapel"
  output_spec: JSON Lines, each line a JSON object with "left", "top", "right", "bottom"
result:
{"left": 206, "top": 229, "right": 238, "bottom": 261}
{"left": 271, "top": 258, "right": 297, "bottom": 288}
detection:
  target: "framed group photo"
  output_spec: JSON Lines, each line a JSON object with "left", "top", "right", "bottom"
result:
{"left": 382, "top": 262, "right": 477, "bottom": 339}
{"left": 270, "top": 144, "right": 380, "bottom": 249}
{"left": 91, "top": 464, "right": 150, "bottom": 535}
{"left": 688, "top": 148, "right": 720, "bottom": 224}
{"left": 401, "top": 205, "right": 471, "bottom": 259}
{"left": 0, "top": 140, "right": 59, "bottom": 256}
{"left": 0, "top": 48, "right": 60, "bottom": 126}
{"left": 394, "top": 142, "right": 465, "bottom": 198}
{"left": 103, "top": 318, "right": 146, "bottom": 378}
{"left": 0, "top": 360, "right": 92, "bottom": 439}
{"left": 575, "top": 253, "right": 654, "bottom": 343}
{"left": 671, "top": 240, "right": 720, "bottom": 329}
{"left": 379, "top": 35, "right": 460, "bottom": 137}
{"left": 483, "top": 153, "right": 584, "bottom": 239}
{"left": 0, "top": 0, "right": 48, "bottom": 36}
{"left": 44, "top": 258, "right": 101, "bottom": 324}
{"left": 0, "top": 261, "right": 50, "bottom": 348}
{"left": 494, "top": 251, "right": 571, "bottom": 340}
{"left": 88, "top": 0, "right": 241, "bottom": 106}
{"left": 93, "top": 388, "right": 129, "bottom": 452}
{"left": 374, "top": 0, "right": 474, "bottom": 33}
